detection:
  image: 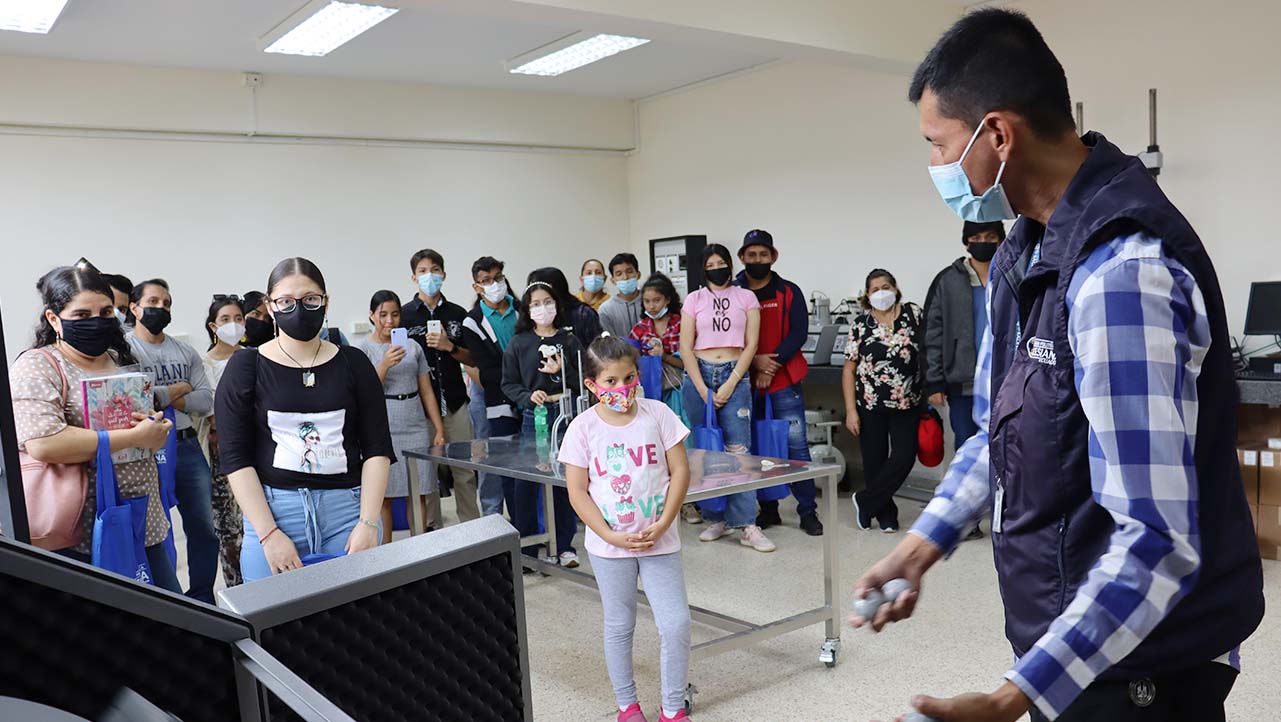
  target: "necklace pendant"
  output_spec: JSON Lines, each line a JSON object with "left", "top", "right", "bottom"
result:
{"left": 302, "top": 370, "right": 315, "bottom": 388}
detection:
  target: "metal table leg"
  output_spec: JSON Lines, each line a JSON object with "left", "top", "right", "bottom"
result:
{"left": 819, "top": 469, "right": 842, "bottom": 667}
{"left": 543, "top": 478, "right": 558, "bottom": 564}
{"left": 405, "top": 458, "right": 425, "bottom": 536}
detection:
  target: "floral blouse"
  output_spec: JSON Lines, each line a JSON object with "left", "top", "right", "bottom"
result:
{"left": 844, "top": 302, "right": 923, "bottom": 411}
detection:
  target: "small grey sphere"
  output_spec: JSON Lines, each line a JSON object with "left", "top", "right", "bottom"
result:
{"left": 903, "top": 712, "right": 940, "bottom": 722}
{"left": 882, "top": 577, "right": 914, "bottom": 602}
{"left": 851, "top": 589, "right": 887, "bottom": 619}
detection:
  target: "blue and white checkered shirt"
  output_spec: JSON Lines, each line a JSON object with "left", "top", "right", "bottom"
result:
{"left": 910, "top": 232, "right": 1234, "bottom": 720}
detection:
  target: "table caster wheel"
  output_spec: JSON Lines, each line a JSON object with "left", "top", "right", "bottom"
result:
{"left": 684, "top": 684, "right": 697, "bottom": 713}
{"left": 819, "top": 638, "right": 841, "bottom": 668}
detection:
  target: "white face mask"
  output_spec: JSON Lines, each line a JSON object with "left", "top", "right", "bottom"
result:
{"left": 530, "top": 303, "right": 557, "bottom": 327}
{"left": 869, "top": 289, "right": 897, "bottom": 312}
{"left": 481, "top": 281, "right": 507, "bottom": 305}
{"left": 215, "top": 322, "right": 246, "bottom": 346}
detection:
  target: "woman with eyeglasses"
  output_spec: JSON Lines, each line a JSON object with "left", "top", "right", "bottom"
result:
{"left": 194, "top": 294, "right": 247, "bottom": 586}
{"left": 501, "top": 280, "right": 584, "bottom": 567}
{"left": 214, "top": 258, "right": 394, "bottom": 581}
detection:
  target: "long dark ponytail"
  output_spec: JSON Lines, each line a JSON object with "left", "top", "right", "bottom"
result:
{"left": 34, "top": 266, "right": 137, "bottom": 366}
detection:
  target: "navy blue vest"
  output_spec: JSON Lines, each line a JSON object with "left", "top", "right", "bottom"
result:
{"left": 987, "top": 133, "right": 1263, "bottom": 679}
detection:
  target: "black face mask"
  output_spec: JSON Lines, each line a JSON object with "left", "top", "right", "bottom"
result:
{"left": 138, "top": 307, "right": 172, "bottom": 335}
{"left": 59, "top": 316, "right": 118, "bottom": 358}
{"left": 274, "top": 306, "right": 327, "bottom": 342}
{"left": 705, "top": 267, "right": 732, "bottom": 287}
{"left": 744, "top": 262, "right": 772, "bottom": 281}
{"left": 243, "top": 317, "right": 275, "bottom": 347}
{"left": 969, "top": 242, "right": 999, "bottom": 263}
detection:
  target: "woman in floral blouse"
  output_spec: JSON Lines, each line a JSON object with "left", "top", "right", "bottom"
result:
{"left": 841, "top": 268, "right": 923, "bottom": 532}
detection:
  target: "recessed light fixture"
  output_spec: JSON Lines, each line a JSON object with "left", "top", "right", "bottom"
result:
{"left": 0, "top": 0, "right": 70, "bottom": 34}
{"left": 508, "top": 32, "right": 650, "bottom": 77}
{"left": 260, "top": 0, "right": 398, "bottom": 57}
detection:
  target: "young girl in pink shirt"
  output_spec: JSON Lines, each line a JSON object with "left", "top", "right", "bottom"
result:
{"left": 560, "top": 336, "right": 693, "bottom": 722}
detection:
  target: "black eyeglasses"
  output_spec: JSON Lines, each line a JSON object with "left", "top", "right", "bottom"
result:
{"left": 212, "top": 294, "right": 242, "bottom": 303}
{"left": 270, "top": 294, "right": 327, "bottom": 314}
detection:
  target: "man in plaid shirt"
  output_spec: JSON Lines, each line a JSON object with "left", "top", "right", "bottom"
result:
{"left": 852, "top": 9, "right": 1263, "bottom": 722}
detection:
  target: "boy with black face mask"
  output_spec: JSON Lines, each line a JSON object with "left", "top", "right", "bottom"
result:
{"left": 921, "top": 220, "right": 1004, "bottom": 540}
{"left": 126, "top": 278, "right": 220, "bottom": 602}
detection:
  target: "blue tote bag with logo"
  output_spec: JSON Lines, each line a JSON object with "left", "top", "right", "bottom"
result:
{"left": 691, "top": 397, "right": 729, "bottom": 514}
{"left": 752, "top": 392, "right": 791, "bottom": 501}
{"left": 92, "top": 430, "right": 154, "bottom": 584}
{"left": 154, "top": 406, "right": 180, "bottom": 566}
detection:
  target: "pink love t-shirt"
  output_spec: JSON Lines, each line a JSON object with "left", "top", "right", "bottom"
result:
{"left": 557, "top": 398, "right": 690, "bottom": 558}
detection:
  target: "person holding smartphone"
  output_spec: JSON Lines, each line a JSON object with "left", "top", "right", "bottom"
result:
{"left": 361, "top": 290, "right": 446, "bottom": 542}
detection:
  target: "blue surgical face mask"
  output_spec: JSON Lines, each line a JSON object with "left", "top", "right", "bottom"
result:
{"left": 417, "top": 272, "right": 444, "bottom": 297}
{"left": 616, "top": 278, "right": 639, "bottom": 296}
{"left": 928, "top": 123, "right": 1016, "bottom": 222}
{"left": 646, "top": 306, "right": 668, "bottom": 320}
{"left": 582, "top": 274, "right": 605, "bottom": 293}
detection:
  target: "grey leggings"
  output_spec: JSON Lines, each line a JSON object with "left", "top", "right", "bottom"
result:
{"left": 590, "top": 551, "right": 692, "bottom": 712}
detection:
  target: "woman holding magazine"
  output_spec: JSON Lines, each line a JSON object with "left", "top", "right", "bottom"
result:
{"left": 9, "top": 264, "right": 177, "bottom": 590}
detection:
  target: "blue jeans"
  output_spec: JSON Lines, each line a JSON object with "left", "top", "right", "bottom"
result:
{"left": 174, "top": 436, "right": 219, "bottom": 603}
{"left": 753, "top": 384, "right": 817, "bottom": 515}
{"left": 683, "top": 359, "right": 756, "bottom": 528}
{"left": 479, "top": 415, "right": 519, "bottom": 518}
{"left": 240, "top": 485, "right": 371, "bottom": 583}
{"left": 948, "top": 394, "right": 980, "bottom": 451}
{"left": 59, "top": 544, "right": 182, "bottom": 594}
{"left": 518, "top": 408, "right": 578, "bottom": 556}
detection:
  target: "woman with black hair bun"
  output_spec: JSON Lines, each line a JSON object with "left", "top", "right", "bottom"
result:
{"left": 10, "top": 265, "right": 177, "bottom": 589}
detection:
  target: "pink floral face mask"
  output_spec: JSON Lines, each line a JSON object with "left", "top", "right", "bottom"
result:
{"left": 590, "top": 379, "right": 641, "bottom": 413}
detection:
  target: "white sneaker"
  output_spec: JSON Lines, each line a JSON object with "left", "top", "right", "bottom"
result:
{"left": 739, "top": 525, "right": 776, "bottom": 553}
{"left": 681, "top": 503, "right": 703, "bottom": 524}
{"left": 699, "top": 521, "right": 730, "bottom": 542}
{"left": 559, "top": 550, "right": 580, "bottom": 568}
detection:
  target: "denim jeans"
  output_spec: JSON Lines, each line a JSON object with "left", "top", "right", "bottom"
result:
{"left": 174, "top": 436, "right": 219, "bottom": 603}
{"left": 683, "top": 359, "right": 756, "bottom": 527}
{"left": 479, "top": 415, "right": 519, "bottom": 518}
{"left": 753, "top": 383, "right": 817, "bottom": 515}
{"left": 518, "top": 407, "right": 578, "bottom": 556}
{"left": 240, "top": 485, "right": 371, "bottom": 583}
{"left": 948, "top": 394, "right": 980, "bottom": 451}
{"left": 59, "top": 545, "right": 182, "bottom": 594}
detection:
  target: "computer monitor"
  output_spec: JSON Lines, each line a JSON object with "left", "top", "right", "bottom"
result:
{"left": 1244, "top": 281, "right": 1281, "bottom": 336}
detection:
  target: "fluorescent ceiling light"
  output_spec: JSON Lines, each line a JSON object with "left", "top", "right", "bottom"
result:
{"left": 0, "top": 0, "right": 70, "bottom": 34}
{"left": 508, "top": 33, "right": 650, "bottom": 77}
{"left": 261, "top": 0, "right": 398, "bottom": 57}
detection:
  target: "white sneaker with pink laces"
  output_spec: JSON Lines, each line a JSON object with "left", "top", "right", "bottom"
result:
{"left": 739, "top": 525, "right": 776, "bottom": 553}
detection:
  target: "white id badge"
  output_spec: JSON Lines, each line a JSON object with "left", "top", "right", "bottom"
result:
{"left": 992, "top": 481, "right": 1005, "bottom": 534}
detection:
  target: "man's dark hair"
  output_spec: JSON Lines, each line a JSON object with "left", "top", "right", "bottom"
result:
{"left": 129, "top": 278, "right": 170, "bottom": 305}
{"left": 908, "top": 8, "right": 1074, "bottom": 139}
{"left": 608, "top": 253, "right": 640, "bottom": 276}
{"left": 102, "top": 273, "right": 134, "bottom": 299}
{"left": 962, "top": 220, "right": 1007, "bottom": 244}
{"left": 410, "top": 249, "right": 445, "bottom": 273}
{"left": 471, "top": 256, "right": 504, "bottom": 281}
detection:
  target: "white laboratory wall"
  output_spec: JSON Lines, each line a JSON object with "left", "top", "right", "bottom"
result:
{"left": 0, "top": 57, "right": 633, "bottom": 356}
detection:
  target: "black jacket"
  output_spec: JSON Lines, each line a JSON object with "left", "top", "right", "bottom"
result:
{"left": 462, "top": 301, "right": 521, "bottom": 419}
{"left": 501, "top": 328, "right": 583, "bottom": 411}
{"left": 923, "top": 257, "right": 981, "bottom": 397}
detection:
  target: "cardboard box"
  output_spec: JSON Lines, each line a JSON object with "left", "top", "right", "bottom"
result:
{"left": 1258, "top": 505, "right": 1281, "bottom": 561}
{"left": 1239, "top": 446, "right": 1261, "bottom": 506}
{"left": 1251, "top": 504, "right": 1260, "bottom": 533}
{"left": 1260, "top": 450, "right": 1281, "bottom": 506}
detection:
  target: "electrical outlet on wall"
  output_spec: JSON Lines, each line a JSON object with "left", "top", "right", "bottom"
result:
{"left": 242, "top": 72, "right": 263, "bottom": 87}
{"left": 352, "top": 321, "right": 373, "bottom": 335}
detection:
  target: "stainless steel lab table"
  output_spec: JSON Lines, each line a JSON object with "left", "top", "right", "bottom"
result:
{"left": 402, "top": 437, "right": 846, "bottom": 694}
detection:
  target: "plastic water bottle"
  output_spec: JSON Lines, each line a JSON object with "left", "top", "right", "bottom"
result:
{"left": 534, "top": 405, "right": 549, "bottom": 446}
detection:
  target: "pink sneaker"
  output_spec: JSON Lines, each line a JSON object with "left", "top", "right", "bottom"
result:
{"left": 659, "top": 709, "right": 690, "bottom": 721}
{"left": 618, "top": 703, "right": 650, "bottom": 722}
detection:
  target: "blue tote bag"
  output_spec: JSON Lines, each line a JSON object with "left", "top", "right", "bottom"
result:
{"left": 691, "top": 397, "right": 728, "bottom": 514}
{"left": 154, "top": 406, "right": 180, "bottom": 566}
{"left": 752, "top": 392, "right": 791, "bottom": 502}
{"left": 92, "top": 430, "right": 154, "bottom": 584}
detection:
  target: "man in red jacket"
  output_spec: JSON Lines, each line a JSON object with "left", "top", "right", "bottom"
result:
{"left": 736, "top": 229, "right": 823, "bottom": 536}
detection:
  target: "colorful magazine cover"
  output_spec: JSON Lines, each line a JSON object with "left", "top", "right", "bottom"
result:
{"left": 82, "top": 372, "right": 154, "bottom": 464}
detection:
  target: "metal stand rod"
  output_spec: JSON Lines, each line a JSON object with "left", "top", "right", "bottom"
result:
{"left": 1149, "top": 88, "right": 1158, "bottom": 148}
{"left": 404, "top": 458, "right": 425, "bottom": 536}
{"left": 823, "top": 470, "right": 841, "bottom": 640}
{"left": 233, "top": 640, "right": 357, "bottom": 722}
